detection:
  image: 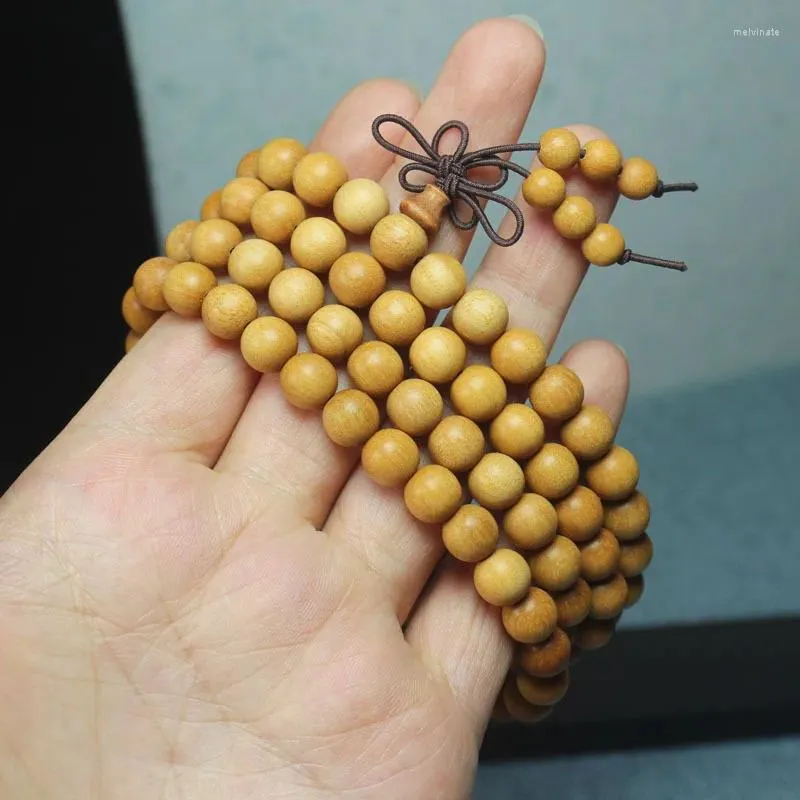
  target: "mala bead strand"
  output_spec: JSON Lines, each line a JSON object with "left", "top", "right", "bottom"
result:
{"left": 579, "top": 528, "right": 621, "bottom": 583}
{"left": 165, "top": 220, "right": 199, "bottom": 262}
{"left": 403, "top": 464, "right": 463, "bottom": 524}
{"left": 201, "top": 284, "right": 258, "bottom": 341}
{"left": 369, "top": 290, "right": 426, "bottom": 347}
{"left": 240, "top": 316, "right": 298, "bottom": 372}
{"left": 552, "top": 578, "right": 592, "bottom": 628}
{"left": 625, "top": 575, "right": 646, "bottom": 608}
{"left": 268, "top": 268, "right": 325, "bottom": 324}
{"left": 552, "top": 196, "right": 597, "bottom": 240}
{"left": 603, "top": 490, "right": 651, "bottom": 540}
{"left": 122, "top": 287, "right": 161, "bottom": 335}
{"left": 473, "top": 548, "right": 531, "bottom": 607}
{"left": 370, "top": 213, "right": 428, "bottom": 272}
{"left": 530, "top": 365, "right": 584, "bottom": 422}
{"left": 582, "top": 223, "right": 626, "bottom": 267}
{"left": 409, "top": 253, "right": 467, "bottom": 310}
{"left": 442, "top": 504, "right": 499, "bottom": 563}
{"left": 517, "top": 628, "right": 572, "bottom": 677}
{"left": 452, "top": 288, "right": 509, "bottom": 346}
{"left": 516, "top": 670, "right": 570, "bottom": 707}
{"left": 279, "top": 352, "right": 338, "bottom": 410}
{"left": 292, "top": 152, "right": 348, "bottom": 207}
{"left": 560, "top": 404, "right": 616, "bottom": 461}
{"left": 361, "top": 429, "right": 420, "bottom": 487}
{"left": 133, "top": 257, "right": 176, "bottom": 311}
{"left": 527, "top": 535, "right": 582, "bottom": 592}
{"left": 257, "top": 138, "right": 307, "bottom": 190}
{"left": 386, "top": 379, "right": 444, "bottom": 437}
{"left": 490, "top": 329, "right": 547, "bottom": 385}
{"left": 347, "top": 341, "right": 405, "bottom": 398}
{"left": 468, "top": 453, "right": 525, "bottom": 511}
{"left": 579, "top": 139, "right": 623, "bottom": 182}
{"left": 427, "top": 415, "right": 485, "bottom": 473}
{"left": 306, "top": 304, "right": 363, "bottom": 361}
{"left": 502, "top": 587, "right": 558, "bottom": 644}
{"left": 251, "top": 190, "right": 306, "bottom": 245}
{"left": 450, "top": 365, "right": 507, "bottom": 422}
{"left": 125, "top": 330, "right": 141, "bottom": 353}
{"left": 190, "top": 218, "right": 244, "bottom": 269}
{"left": 329, "top": 252, "right": 387, "bottom": 308}
{"left": 618, "top": 533, "right": 654, "bottom": 577}
{"left": 585, "top": 444, "right": 640, "bottom": 500}
{"left": 235, "top": 149, "right": 260, "bottom": 179}
{"left": 290, "top": 217, "right": 348, "bottom": 273}
{"left": 618, "top": 157, "right": 659, "bottom": 200}
{"left": 162, "top": 262, "right": 217, "bottom": 317}
{"left": 227, "top": 239, "right": 284, "bottom": 293}
{"left": 589, "top": 573, "right": 629, "bottom": 620}
{"left": 521, "top": 168, "right": 566, "bottom": 210}
{"left": 571, "top": 617, "right": 618, "bottom": 651}
{"left": 409, "top": 327, "right": 467, "bottom": 384}
{"left": 524, "top": 443, "right": 580, "bottom": 500}
{"left": 322, "top": 389, "right": 380, "bottom": 448}
{"left": 538, "top": 128, "right": 581, "bottom": 171}
{"left": 489, "top": 404, "right": 545, "bottom": 461}
{"left": 333, "top": 178, "right": 390, "bottom": 235}
{"left": 200, "top": 189, "right": 222, "bottom": 220}
{"left": 503, "top": 493, "right": 558, "bottom": 551}
{"left": 554, "top": 485, "right": 605, "bottom": 542}
{"left": 219, "top": 177, "right": 268, "bottom": 226}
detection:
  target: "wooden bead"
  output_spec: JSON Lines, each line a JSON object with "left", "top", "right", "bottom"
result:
{"left": 133, "top": 256, "right": 175, "bottom": 311}
{"left": 306, "top": 304, "right": 363, "bottom": 361}
{"left": 235, "top": 149, "right": 260, "bottom": 178}
{"left": 625, "top": 575, "right": 645, "bottom": 608}
{"left": 538, "top": 128, "right": 581, "bottom": 171}
{"left": 579, "top": 139, "right": 623, "bottom": 182}
{"left": 427, "top": 415, "right": 485, "bottom": 472}
{"left": 552, "top": 196, "right": 597, "bottom": 240}
{"left": 409, "top": 253, "right": 467, "bottom": 310}
{"left": 386, "top": 379, "right": 444, "bottom": 437}
{"left": 200, "top": 188, "right": 222, "bottom": 220}
{"left": 290, "top": 217, "right": 347, "bottom": 273}
{"left": 189, "top": 219, "right": 243, "bottom": 269}
{"left": 164, "top": 220, "right": 199, "bottom": 262}
{"left": 322, "top": 389, "right": 380, "bottom": 448}
{"left": 590, "top": 573, "right": 628, "bottom": 620}
{"left": 603, "top": 490, "right": 650, "bottom": 541}
{"left": 582, "top": 223, "right": 625, "bottom": 266}
{"left": 560, "top": 404, "right": 615, "bottom": 461}
{"left": 292, "top": 152, "right": 348, "bottom": 207}
{"left": 618, "top": 157, "right": 658, "bottom": 199}
{"left": 516, "top": 669, "right": 570, "bottom": 707}
{"left": 524, "top": 443, "right": 579, "bottom": 500}
{"left": 442, "top": 504, "right": 499, "bottom": 563}
{"left": 279, "top": 353, "right": 338, "bottom": 410}
{"left": 571, "top": 617, "right": 617, "bottom": 650}
{"left": 250, "top": 190, "right": 306, "bottom": 245}
{"left": 529, "top": 365, "right": 584, "bottom": 422}
{"left": 489, "top": 404, "right": 545, "bottom": 460}
{"left": 579, "top": 528, "right": 621, "bottom": 583}
{"left": 257, "top": 138, "right": 307, "bottom": 190}
{"left": 370, "top": 213, "right": 428, "bottom": 272}
{"left": 368, "top": 290, "right": 426, "bottom": 347}
{"left": 490, "top": 329, "right": 547, "bottom": 384}
{"left": 162, "top": 261, "right": 217, "bottom": 317}
{"left": 618, "top": 533, "right": 654, "bottom": 578}
{"left": 555, "top": 485, "right": 604, "bottom": 542}
{"left": 124, "top": 330, "right": 140, "bottom": 353}
{"left": 227, "top": 239, "right": 284, "bottom": 292}
{"left": 347, "top": 341, "right": 405, "bottom": 397}
{"left": 503, "top": 493, "right": 558, "bottom": 551}
{"left": 518, "top": 628, "right": 571, "bottom": 678}
{"left": 240, "top": 316, "right": 298, "bottom": 372}
{"left": 267, "top": 267, "right": 325, "bottom": 323}
{"left": 527, "top": 535, "right": 582, "bottom": 592}
{"left": 329, "top": 252, "right": 386, "bottom": 308}
{"left": 409, "top": 327, "right": 466, "bottom": 384}
{"left": 552, "top": 578, "right": 592, "bottom": 628}
{"left": 452, "top": 288, "right": 509, "bottom": 346}
{"left": 450, "top": 365, "right": 507, "bottom": 422}
{"left": 201, "top": 284, "right": 258, "bottom": 340}
{"left": 332, "top": 178, "right": 389, "bottom": 235}
{"left": 521, "top": 167, "right": 566, "bottom": 210}
{"left": 502, "top": 679, "right": 554, "bottom": 724}
{"left": 122, "top": 287, "right": 160, "bottom": 334}
{"left": 219, "top": 177, "right": 268, "bottom": 226}
{"left": 468, "top": 453, "right": 525, "bottom": 511}
{"left": 473, "top": 548, "right": 531, "bottom": 607}
{"left": 403, "top": 464, "right": 463, "bottom": 524}
{"left": 362, "top": 429, "right": 420, "bottom": 488}
{"left": 502, "top": 587, "right": 558, "bottom": 644}
{"left": 585, "top": 445, "right": 639, "bottom": 501}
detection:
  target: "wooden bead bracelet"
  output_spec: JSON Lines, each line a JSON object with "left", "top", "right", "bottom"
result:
{"left": 121, "top": 115, "right": 695, "bottom": 724}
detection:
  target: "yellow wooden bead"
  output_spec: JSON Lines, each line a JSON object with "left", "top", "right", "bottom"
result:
{"left": 579, "top": 139, "right": 623, "bottom": 182}
{"left": 386, "top": 379, "right": 444, "bottom": 437}
{"left": 528, "top": 535, "right": 582, "bottom": 592}
{"left": 189, "top": 219, "right": 243, "bottom": 269}
{"left": 625, "top": 574, "right": 645, "bottom": 608}
{"left": 322, "top": 389, "right": 380, "bottom": 448}
{"left": 529, "top": 365, "right": 584, "bottom": 421}
{"left": 133, "top": 256, "right": 175, "bottom": 311}
{"left": 240, "top": 316, "right": 298, "bottom": 372}
{"left": 581, "top": 222, "right": 626, "bottom": 266}
{"left": 403, "top": 464, "right": 463, "bottom": 524}
{"left": 201, "top": 284, "right": 258, "bottom": 340}
{"left": 555, "top": 485, "right": 604, "bottom": 543}
{"left": 427, "top": 415, "right": 485, "bottom": 473}
{"left": 409, "top": 253, "right": 468, "bottom": 310}
{"left": 227, "top": 239, "right": 284, "bottom": 292}
{"left": 124, "top": 330, "right": 140, "bottom": 353}
{"left": 306, "top": 304, "right": 363, "bottom": 361}
{"left": 332, "top": 178, "right": 390, "bottom": 235}
{"left": 618, "top": 533, "right": 654, "bottom": 577}
{"left": 164, "top": 220, "right": 199, "bottom": 263}
{"left": 473, "top": 548, "right": 531, "bottom": 606}
{"left": 442, "top": 504, "right": 499, "bottom": 563}
{"left": 585, "top": 445, "right": 639, "bottom": 501}
{"left": 250, "top": 190, "right": 306, "bottom": 245}
{"left": 502, "top": 678, "right": 554, "bottom": 724}
{"left": 579, "top": 528, "right": 621, "bottom": 583}
{"left": 267, "top": 267, "right": 325, "bottom": 324}
{"left": 200, "top": 188, "right": 222, "bottom": 220}
{"left": 503, "top": 493, "right": 558, "bottom": 551}
{"left": 560, "top": 404, "right": 615, "bottom": 461}
{"left": 538, "top": 128, "right": 582, "bottom": 171}
{"left": 452, "top": 288, "right": 509, "bottom": 346}
{"left": 490, "top": 328, "right": 547, "bottom": 384}
{"left": 524, "top": 442, "right": 580, "bottom": 500}
{"left": 468, "top": 453, "right": 525, "bottom": 511}
{"left": 502, "top": 587, "right": 558, "bottom": 644}
{"left": 552, "top": 196, "right": 597, "bottom": 240}
{"left": 370, "top": 213, "right": 428, "bottom": 272}
{"left": 289, "top": 217, "right": 347, "bottom": 274}
{"left": 292, "top": 152, "right": 348, "bottom": 207}
{"left": 521, "top": 167, "right": 567, "bottom": 210}
{"left": 409, "top": 327, "right": 466, "bottom": 384}
{"left": 518, "top": 628, "right": 572, "bottom": 678}
{"left": 347, "top": 341, "right": 405, "bottom": 397}
{"left": 552, "top": 578, "right": 592, "bottom": 628}
{"left": 219, "top": 177, "right": 268, "bottom": 226}
{"left": 235, "top": 149, "right": 260, "bottom": 179}
{"left": 450, "top": 365, "right": 507, "bottom": 422}
{"left": 589, "top": 573, "right": 628, "bottom": 620}
{"left": 257, "top": 138, "right": 307, "bottom": 190}
{"left": 122, "top": 287, "right": 160, "bottom": 334}
{"left": 328, "top": 252, "right": 387, "bottom": 309}
{"left": 361, "top": 429, "right": 420, "bottom": 488}
{"left": 162, "top": 261, "right": 217, "bottom": 317}
{"left": 618, "top": 157, "right": 658, "bottom": 199}
{"left": 516, "top": 669, "right": 570, "bottom": 706}
{"left": 279, "top": 353, "right": 338, "bottom": 410}
{"left": 603, "top": 490, "right": 650, "bottom": 541}
{"left": 571, "top": 616, "right": 617, "bottom": 650}
{"left": 369, "top": 290, "right": 426, "bottom": 347}
{"left": 489, "top": 404, "right": 545, "bottom": 460}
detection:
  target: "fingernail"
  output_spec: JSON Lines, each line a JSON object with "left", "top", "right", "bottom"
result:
{"left": 507, "top": 14, "right": 544, "bottom": 41}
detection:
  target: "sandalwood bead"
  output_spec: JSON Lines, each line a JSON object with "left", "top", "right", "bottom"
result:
{"left": 516, "top": 670, "right": 570, "bottom": 707}
{"left": 502, "top": 587, "right": 558, "bottom": 644}
{"left": 524, "top": 443, "right": 580, "bottom": 500}
{"left": 528, "top": 535, "right": 582, "bottom": 592}
{"left": 580, "top": 139, "right": 623, "bottom": 182}
{"left": 503, "top": 493, "right": 558, "bottom": 551}
{"left": 518, "top": 628, "right": 572, "bottom": 678}
{"left": 490, "top": 329, "right": 547, "bottom": 384}
{"left": 473, "top": 548, "right": 531, "bottom": 607}
{"left": 306, "top": 304, "right": 363, "bottom": 361}
{"left": 468, "top": 453, "right": 525, "bottom": 511}
{"left": 362, "top": 429, "right": 420, "bottom": 488}
{"left": 618, "top": 156, "right": 658, "bottom": 199}
{"left": 409, "top": 327, "right": 466, "bottom": 384}
{"left": 290, "top": 217, "right": 347, "bottom": 273}
{"left": 322, "top": 389, "right": 380, "bottom": 448}
{"left": 452, "top": 288, "right": 509, "bottom": 346}
{"left": 240, "top": 316, "right": 298, "bottom": 372}
{"left": 521, "top": 167, "right": 566, "bottom": 210}
{"left": 162, "top": 261, "right": 217, "bottom": 317}
{"left": 625, "top": 575, "right": 645, "bottom": 608}
{"left": 552, "top": 578, "right": 592, "bottom": 628}
{"left": 560, "top": 404, "right": 615, "bottom": 461}
{"left": 450, "top": 365, "right": 507, "bottom": 422}
{"left": 332, "top": 178, "right": 390, "bottom": 235}
{"left": 603, "top": 491, "right": 650, "bottom": 540}
{"left": 250, "top": 190, "right": 306, "bottom": 245}
{"left": 590, "top": 573, "right": 628, "bottom": 620}
{"left": 442, "top": 504, "right": 499, "bottom": 563}
{"left": 200, "top": 188, "right": 222, "bottom": 220}
{"left": 219, "top": 177, "right": 268, "bottom": 226}
{"left": 553, "top": 196, "right": 597, "bottom": 240}
{"left": 571, "top": 617, "right": 617, "bottom": 650}
{"left": 236, "top": 149, "right": 259, "bottom": 178}
{"left": 502, "top": 679, "right": 554, "bottom": 724}
{"left": 329, "top": 252, "right": 386, "bottom": 308}
{"left": 403, "top": 464, "right": 462, "bottom": 524}
{"left": 227, "top": 239, "right": 284, "bottom": 292}
{"left": 268, "top": 268, "right": 325, "bottom": 324}
{"left": 409, "top": 253, "right": 467, "bottom": 310}
{"left": 133, "top": 256, "right": 175, "bottom": 311}
{"left": 585, "top": 445, "right": 640, "bottom": 501}
{"left": 369, "top": 290, "right": 426, "bottom": 347}
{"left": 124, "top": 330, "right": 140, "bottom": 353}
{"left": 386, "top": 379, "right": 444, "bottom": 437}
{"left": 164, "top": 220, "right": 198, "bottom": 263}
{"left": 489, "top": 404, "right": 545, "bottom": 460}
{"left": 201, "top": 284, "right": 258, "bottom": 340}
{"left": 579, "top": 528, "right": 621, "bottom": 583}
{"left": 347, "top": 341, "right": 405, "bottom": 397}
{"left": 257, "top": 137, "right": 307, "bottom": 190}
{"left": 427, "top": 415, "right": 485, "bottom": 472}
{"left": 122, "top": 287, "right": 160, "bottom": 334}
{"left": 189, "top": 219, "right": 243, "bottom": 269}
{"left": 618, "top": 533, "right": 654, "bottom": 578}
{"left": 555, "top": 485, "right": 604, "bottom": 543}
{"left": 279, "top": 353, "right": 338, "bottom": 410}
{"left": 370, "top": 213, "right": 428, "bottom": 272}
{"left": 292, "top": 152, "right": 348, "bottom": 207}
{"left": 529, "top": 365, "right": 584, "bottom": 422}
{"left": 582, "top": 223, "right": 626, "bottom": 266}
{"left": 538, "top": 128, "right": 581, "bottom": 171}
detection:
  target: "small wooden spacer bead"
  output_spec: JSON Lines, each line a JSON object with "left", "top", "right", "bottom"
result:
{"left": 257, "top": 138, "right": 307, "bottom": 190}
{"left": 322, "top": 389, "right": 380, "bottom": 448}
{"left": 235, "top": 149, "right": 260, "bottom": 179}
{"left": 468, "top": 453, "right": 525, "bottom": 511}
{"left": 362, "top": 429, "right": 420, "bottom": 488}
{"left": 503, "top": 493, "right": 558, "bottom": 552}
{"left": 409, "top": 253, "right": 468, "bottom": 310}
{"left": 473, "top": 548, "right": 532, "bottom": 607}
{"left": 538, "top": 128, "right": 582, "bottom": 172}
{"left": 585, "top": 444, "right": 640, "bottom": 501}
{"left": 524, "top": 442, "right": 580, "bottom": 500}
{"left": 521, "top": 167, "right": 566, "bottom": 210}
{"left": 618, "top": 533, "right": 654, "bottom": 577}
{"left": 329, "top": 252, "right": 387, "bottom": 309}
{"left": 332, "top": 178, "right": 390, "bottom": 235}
{"left": 517, "top": 628, "right": 572, "bottom": 678}
{"left": 528, "top": 535, "right": 582, "bottom": 592}
{"left": 618, "top": 157, "right": 658, "bottom": 199}
{"left": 529, "top": 365, "right": 584, "bottom": 422}
{"left": 516, "top": 669, "right": 570, "bottom": 707}
{"left": 579, "top": 528, "right": 621, "bottom": 583}
{"left": 603, "top": 490, "right": 650, "bottom": 540}
{"left": 409, "top": 327, "right": 467, "bottom": 384}
{"left": 267, "top": 267, "right": 325, "bottom": 324}
{"left": 403, "top": 464, "right": 463, "bottom": 524}
{"left": 369, "top": 290, "right": 426, "bottom": 347}
{"left": 552, "top": 196, "right": 597, "bottom": 240}
{"left": 347, "top": 341, "right": 406, "bottom": 398}
{"left": 589, "top": 573, "right": 628, "bottom": 620}
{"left": 502, "top": 587, "right": 558, "bottom": 644}
{"left": 570, "top": 616, "right": 618, "bottom": 650}
{"left": 122, "top": 286, "right": 161, "bottom": 334}
{"left": 292, "top": 152, "right": 348, "bottom": 207}
{"left": 579, "top": 139, "right": 623, "bottom": 182}
{"left": 452, "top": 289, "right": 509, "bottom": 346}
{"left": 427, "top": 415, "right": 486, "bottom": 473}
{"left": 490, "top": 329, "right": 547, "bottom": 384}
{"left": 133, "top": 256, "right": 176, "bottom": 311}
{"left": 306, "top": 304, "right": 363, "bottom": 362}
{"left": 450, "top": 365, "right": 507, "bottom": 422}
{"left": 189, "top": 218, "right": 244, "bottom": 269}
{"left": 165, "top": 220, "right": 199, "bottom": 263}
{"left": 201, "top": 284, "right": 258, "bottom": 340}
{"left": 162, "top": 261, "right": 217, "bottom": 317}
{"left": 399, "top": 184, "right": 450, "bottom": 235}
{"left": 582, "top": 223, "right": 626, "bottom": 266}
{"left": 200, "top": 188, "right": 222, "bottom": 220}
{"left": 551, "top": 578, "right": 592, "bottom": 628}
{"left": 489, "top": 404, "right": 545, "bottom": 461}
{"left": 386, "top": 379, "right": 444, "bottom": 437}
{"left": 560, "top": 404, "right": 615, "bottom": 461}
{"left": 240, "top": 316, "right": 298, "bottom": 372}
{"left": 290, "top": 217, "right": 347, "bottom": 274}
{"left": 219, "top": 177, "right": 269, "bottom": 226}
{"left": 227, "top": 239, "right": 284, "bottom": 293}
{"left": 442, "top": 504, "right": 499, "bottom": 563}
{"left": 279, "top": 353, "right": 338, "bottom": 410}
{"left": 370, "top": 213, "right": 428, "bottom": 272}
{"left": 555, "top": 485, "right": 604, "bottom": 543}
{"left": 250, "top": 190, "right": 306, "bottom": 245}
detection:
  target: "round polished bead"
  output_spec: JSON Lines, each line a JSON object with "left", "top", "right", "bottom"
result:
{"left": 503, "top": 493, "right": 558, "bottom": 551}
{"left": 452, "top": 288, "right": 509, "bottom": 346}
{"left": 164, "top": 220, "right": 199, "bottom": 263}
{"left": 227, "top": 239, "right": 284, "bottom": 292}
{"left": 292, "top": 152, "right": 347, "bottom": 207}
{"left": 625, "top": 574, "right": 645, "bottom": 608}
{"left": 235, "top": 149, "right": 259, "bottom": 178}
{"left": 362, "top": 429, "right": 420, "bottom": 488}
{"left": 409, "top": 253, "right": 467, "bottom": 310}
{"left": 162, "top": 261, "right": 217, "bottom": 317}
{"left": 579, "top": 528, "right": 621, "bottom": 583}
{"left": 250, "top": 190, "right": 306, "bottom": 245}
{"left": 347, "top": 341, "right": 405, "bottom": 397}
{"left": 473, "top": 548, "right": 531, "bottom": 607}
{"left": 124, "top": 330, "right": 140, "bottom": 353}
{"left": 329, "top": 252, "right": 386, "bottom": 308}
{"left": 427, "top": 415, "right": 485, "bottom": 472}
{"left": 585, "top": 445, "right": 639, "bottom": 501}
{"left": 189, "top": 219, "right": 244, "bottom": 269}
{"left": 502, "top": 679, "right": 554, "bottom": 724}
{"left": 369, "top": 290, "right": 426, "bottom": 347}
{"left": 579, "top": 139, "right": 623, "bottom": 182}
{"left": 279, "top": 353, "right": 338, "bottom": 410}
{"left": 528, "top": 535, "right": 582, "bottom": 592}
{"left": 386, "top": 379, "right": 444, "bottom": 437}
{"left": 240, "top": 316, "right": 298, "bottom": 372}
{"left": 538, "top": 128, "right": 581, "bottom": 171}
{"left": 618, "top": 533, "right": 654, "bottom": 577}
{"left": 290, "top": 217, "right": 347, "bottom": 273}
{"left": 571, "top": 617, "right": 617, "bottom": 650}
{"left": 524, "top": 442, "right": 580, "bottom": 499}
{"left": 370, "top": 213, "right": 428, "bottom": 272}
{"left": 332, "top": 178, "right": 389, "bottom": 235}
{"left": 603, "top": 490, "right": 650, "bottom": 541}
{"left": 257, "top": 138, "right": 307, "bottom": 190}
{"left": 490, "top": 328, "right": 547, "bottom": 384}
{"left": 306, "top": 304, "right": 363, "bottom": 362}
{"left": 468, "top": 453, "right": 525, "bottom": 511}
{"left": 442, "top": 504, "right": 499, "bottom": 563}
{"left": 122, "top": 287, "right": 160, "bottom": 334}
{"left": 450, "top": 365, "right": 507, "bottom": 422}
{"left": 322, "top": 389, "right": 380, "bottom": 448}
{"left": 516, "top": 669, "right": 570, "bottom": 707}
{"left": 133, "top": 256, "right": 175, "bottom": 311}
{"left": 200, "top": 188, "right": 222, "bottom": 220}
{"left": 404, "top": 464, "right": 463, "bottom": 524}
{"left": 555, "top": 485, "right": 604, "bottom": 543}
{"left": 201, "top": 284, "right": 258, "bottom": 340}
{"left": 590, "top": 573, "right": 628, "bottom": 619}
{"left": 582, "top": 223, "right": 626, "bottom": 266}
{"left": 518, "top": 628, "right": 571, "bottom": 677}
{"left": 553, "top": 196, "right": 597, "bottom": 240}
{"left": 409, "top": 327, "right": 466, "bottom": 384}
{"left": 521, "top": 167, "right": 566, "bottom": 210}
{"left": 529, "top": 365, "right": 584, "bottom": 422}
{"left": 502, "top": 587, "right": 558, "bottom": 644}
{"left": 489, "top": 404, "right": 545, "bottom": 460}
{"left": 618, "top": 157, "right": 658, "bottom": 199}
{"left": 267, "top": 268, "right": 325, "bottom": 324}
{"left": 560, "top": 404, "right": 615, "bottom": 461}
{"left": 551, "top": 577, "right": 592, "bottom": 628}
{"left": 219, "top": 177, "right": 268, "bottom": 226}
